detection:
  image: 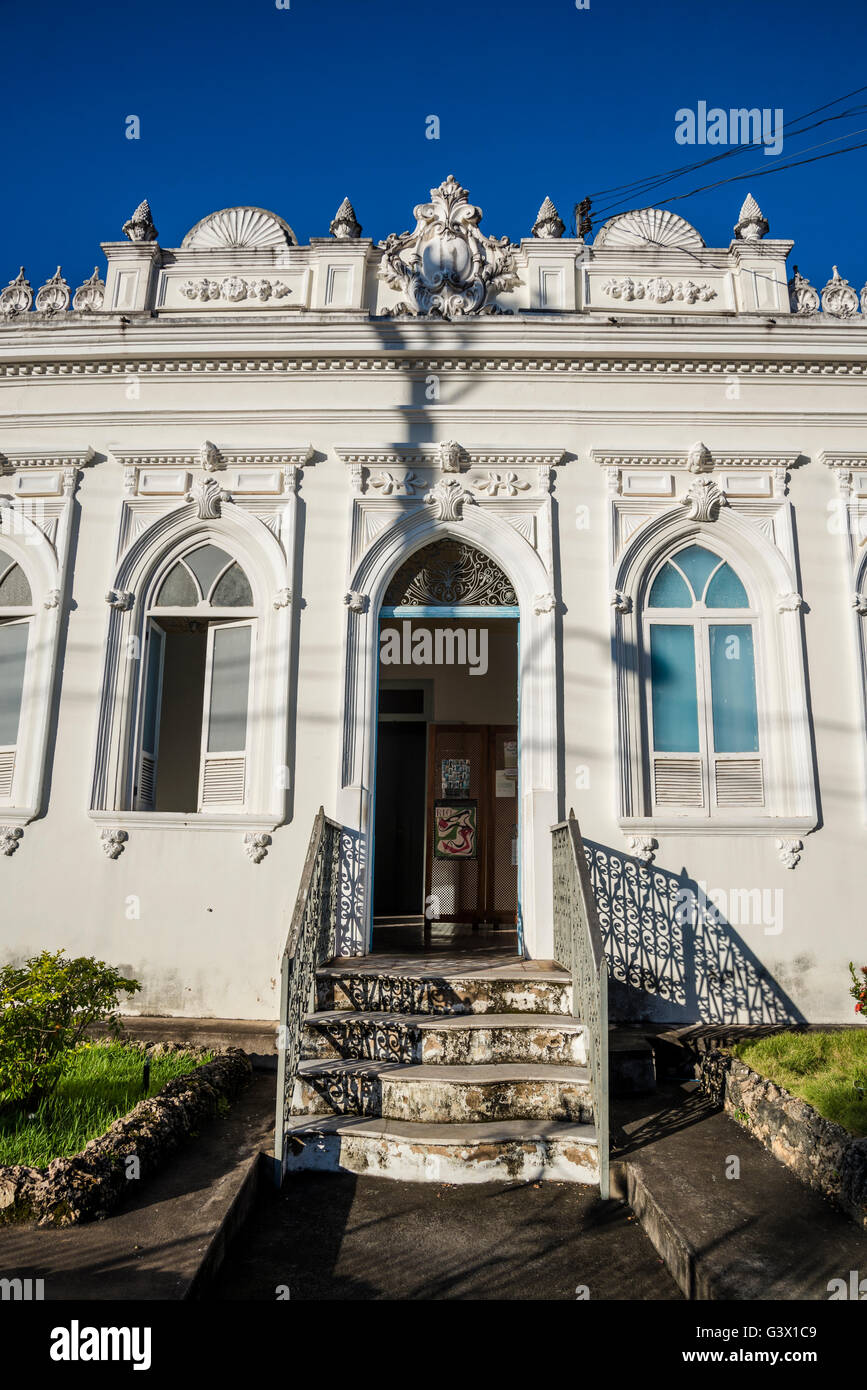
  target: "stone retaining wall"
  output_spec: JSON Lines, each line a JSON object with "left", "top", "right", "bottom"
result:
{"left": 698, "top": 1050, "right": 867, "bottom": 1230}
{"left": 0, "top": 1045, "right": 252, "bottom": 1227}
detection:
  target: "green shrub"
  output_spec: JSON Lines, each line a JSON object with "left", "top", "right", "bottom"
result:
{"left": 0, "top": 951, "right": 140, "bottom": 1112}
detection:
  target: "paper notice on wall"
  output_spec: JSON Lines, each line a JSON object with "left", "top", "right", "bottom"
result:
{"left": 503, "top": 740, "right": 517, "bottom": 769}
{"left": 495, "top": 769, "right": 516, "bottom": 798}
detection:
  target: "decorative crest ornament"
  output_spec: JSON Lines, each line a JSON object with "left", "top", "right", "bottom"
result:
{"left": 611, "top": 591, "right": 631, "bottom": 614}
{"left": 533, "top": 592, "right": 556, "bottom": 615}
{"left": 438, "top": 440, "right": 465, "bottom": 473}
{"left": 43, "top": 589, "right": 61, "bottom": 610}
{"left": 686, "top": 441, "right": 712, "bottom": 473}
{"left": 369, "top": 470, "right": 420, "bottom": 496}
{"left": 852, "top": 593, "right": 867, "bottom": 616}
{"left": 330, "top": 197, "right": 362, "bottom": 240}
{"left": 733, "top": 192, "right": 769, "bottom": 242}
{"left": 775, "top": 837, "right": 803, "bottom": 870}
{"left": 821, "top": 266, "right": 859, "bottom": 318}
{"left": 122, "top": 199, "right": 158, "bottom": 243}
{"left": 186, "top": 476, "right": 231, "bottom": 519}
{"left": 788, "top": 266, "right": 820, "bottom": 316}
{"left": 273, "top": 587, "right": 292, "bottom": 609}
{"left": 423, "top": 477, "right": 476, "bottom": 521}
{"left": 532, "top": 197, "right": 565, "bottom": 239}
{"left": 474, "top": 471, "right": 531, "bottom": 497}
{"left": 35, "top": 268, "right": 70, "bottom": 313}
{"left": 776, "top": 592, "right": 803, "bottom": 612}
{"left": 244, "top": 832, "right": 271, "bottom": 864}
{"left": 0, "top": 267, "right": 33, "bottom": 315}
{"left": 343, "top": 591, "right": 369, "bottom": 614}
{"left": 679, "top": 477, "right": 728, "bottom": 522}
{"left": 105, "top": 589, "right": 134, "bottom": 611}
{"left": 0, "top": 826, "right": 23, "bottom": 856}
{"left": 72, "top": 267, "right": 105, "bottom": 312}
{"left": 100, "top": 828, "right": 128, "bottom": 859}
{"left": 626, "top": 834, "right": 657, "bottom": 864}
{"left": 378, "top": 175, "right": 520, "bottom": 319}
{"left": 199, "top": 440, "right": 222, "bottom": 472}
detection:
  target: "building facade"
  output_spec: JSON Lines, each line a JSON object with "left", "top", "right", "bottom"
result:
{"left": 1, "top": 180, "right": 865, "bottom": 1025}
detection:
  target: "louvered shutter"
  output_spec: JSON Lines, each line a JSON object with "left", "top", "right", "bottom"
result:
{"left": 0, "top": 621, "right": 29, "bottom": 802}
{"left": 198, "top": 621, "right": 253, "bottom": 809}
{"left": 134, "top": 622, "right": 165, "bottom": 810}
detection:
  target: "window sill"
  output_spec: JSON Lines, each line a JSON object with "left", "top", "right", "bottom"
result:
{"left": 618, "top": 816, "right": 817, "bottom": 838}
{"left": 87, "top": 810, "right": 280, "bottom": 833}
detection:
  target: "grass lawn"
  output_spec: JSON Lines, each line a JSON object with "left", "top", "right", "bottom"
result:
{"left": 0, "top": 1042, "right": 212, "bottom": 1168}
{"left": 733, "top": 1030, "right": 867, "bottom": 1137}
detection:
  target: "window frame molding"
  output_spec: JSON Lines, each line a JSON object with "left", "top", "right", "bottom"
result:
{"left": 0, "top": 454, "right": 90, "bottom": 830}
{"left": 822, "top": 454, "right": 867, "bottom": 823}
{"left": 605, "top": 460, "right": 817, "bottom": 838}
{"left": 89, "top": 490, "right": 295, "bottom": 833}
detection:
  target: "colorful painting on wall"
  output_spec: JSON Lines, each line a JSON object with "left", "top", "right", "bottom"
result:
{"left": 433, "top": 800, "right": 478, "bottom": 859}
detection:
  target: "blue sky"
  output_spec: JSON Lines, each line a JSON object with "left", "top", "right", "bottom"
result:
{"left": 2, "top": 0, "right": 866, "bottom": 296}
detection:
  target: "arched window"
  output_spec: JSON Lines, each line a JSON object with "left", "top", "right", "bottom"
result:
{"left": 644, "top": 544, "right": 763, "bottom": 812}
{"left": 134, "top": 544, "right": 256, "bottom": 812}
{"left": 0, "top": 549, "right": 35, "bottom": 801}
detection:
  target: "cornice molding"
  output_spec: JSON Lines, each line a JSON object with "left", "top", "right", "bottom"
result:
{"left": 820, "top": 451, "right": 867, "bottom": 470}
{"left": 592, "top": 448, "right": 801, "bottom": 470}
{"left": 0, "top": 448, "right": 96, "bottom": 471}
{"left": 108, "top": 445, "right": 314, "bottom": 469}
{"left": 2, "top": 355, "right": 867, "bottom": 380}
{"left": 335, "top": 445, "right": 565, "bottom": 469}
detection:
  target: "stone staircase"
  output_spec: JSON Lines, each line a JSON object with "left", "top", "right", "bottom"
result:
{"left": 282, "top": 956, "right": 600, "bottom": 1184}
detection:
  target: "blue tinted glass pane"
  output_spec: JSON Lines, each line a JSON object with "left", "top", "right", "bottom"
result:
{"left": 709, "top": 625, "right": 759, "bottom": 752}
{"left": 648, "top": 563, "right": 692, "bottom": 608}
{"left": 705, "top": 562, "right": 749, "bottom": 608}
{"left": 0, "top": 622, "right": 28, "bottom": 745}
{"left": 650, "top": 624, "right": 700, "bottom": 752}
{"left": 672, "top": 545, "right": 720, "bottom": 602}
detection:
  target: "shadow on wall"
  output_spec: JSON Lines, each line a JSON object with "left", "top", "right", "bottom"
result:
{"left": 584, "top": 840, "right": 804, "bottom": 1026}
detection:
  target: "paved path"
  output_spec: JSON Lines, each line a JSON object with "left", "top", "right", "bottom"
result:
{"left": 209, "top": 1172, "right": 681, "bottom": 1301}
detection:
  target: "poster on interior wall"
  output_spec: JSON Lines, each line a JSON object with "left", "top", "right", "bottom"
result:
{"left": 503, "top": 740, "right": 518, "bottom": 769}
{"left": 433, "top": 800, "right": 478, "bottom": 859}
{"left": 495, "top": 769, "right": 516, "bottom": 797}
{"left": 441, "top": 758, "right": 471, "bottom": 798}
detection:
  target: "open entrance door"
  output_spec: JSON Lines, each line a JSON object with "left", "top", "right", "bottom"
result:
{"left": 372, "top": 613, "right": 518, "bottom": 951}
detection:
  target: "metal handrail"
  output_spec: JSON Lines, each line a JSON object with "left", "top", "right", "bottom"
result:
{"left": 552, "top": 810, "right": 609, "bottom": 1199}
{"left": 274, "top": 806, "right": 342, "bottom": 1183}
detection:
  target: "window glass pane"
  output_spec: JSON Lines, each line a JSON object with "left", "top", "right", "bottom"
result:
{"left": 709, "top": 625, "right": 759, "bottom": 752}
{"left": 207, "top": 625, "right": 251, "bottom": 752}
{"left": 649, "top": 624, "right": 700, "bottom": 752}
{"left": 705, "top": 562, "right": 749, "bottom": 609}
{"left": 155, "top": 561, "right": 198, "bottom": 607}
{"left": 648, "top": 562, "right": 692, "bottom": 608}
{"left": 185, "top": 545, "right": 233, "bottom": 602}
{"left": 0, "top": 558, "right": 32, "bottom": 606}
{"left": 211, "top": 562, "right": 253, "bottom": 607}
{"left": 0, "top": 622, "right": 28, "bottom": 745}
{"left": 672, "top": 545, "right": 720, "bottom": 602}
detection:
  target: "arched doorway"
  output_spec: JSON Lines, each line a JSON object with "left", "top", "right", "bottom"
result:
{"left": 373, "top": 538, "right": 520, "bottom": 951}
{"left": 336, "top": 505, "right": 559, "bottom": 960}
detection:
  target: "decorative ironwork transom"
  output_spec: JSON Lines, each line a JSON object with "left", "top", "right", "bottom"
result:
{"left": 384, "top": 539, "right": 517, "bottom": 607}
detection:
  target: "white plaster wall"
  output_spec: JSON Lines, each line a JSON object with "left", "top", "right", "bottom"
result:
{"left": 0, "top": 317, "right": 865, "bottom": 1024}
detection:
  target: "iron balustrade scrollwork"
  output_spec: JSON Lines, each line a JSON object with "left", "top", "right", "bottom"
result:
{"left": 274, "top": 806, "right": 342, "bottom": 1182}
{"left": 552, "top": 811, "right": 610, "bottom": 1199}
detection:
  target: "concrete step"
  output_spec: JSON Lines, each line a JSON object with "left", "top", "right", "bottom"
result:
{"left": 292, "top": 1059, "right": 593, "bottom": 1123}
{"left": 301, "top": 1011, "right": 588, "bottom": 1066}
{"left": 316, "top": 969, "right": 571, "bottom": 1017}
{"left": 283, "top": 1114, "right": 600, "bottom": 1184}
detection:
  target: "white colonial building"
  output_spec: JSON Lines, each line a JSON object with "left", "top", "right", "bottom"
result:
{"left": 1, "top": 179, "right": 865, "bottom": 1029}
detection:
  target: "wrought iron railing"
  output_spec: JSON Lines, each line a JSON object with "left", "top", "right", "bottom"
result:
{"left": 274, "top": 806, "right": 342, "bottom": 1183}
{"left": 552, "top": 809, "right": 609, "bottom": 1199}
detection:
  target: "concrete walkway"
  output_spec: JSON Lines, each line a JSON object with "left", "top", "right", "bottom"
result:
{"left": 612, "top": 1080, "right": 867, "bottom": 1300}
{"left": 0, "top": 1074, "right": 275, "bottom": 1300}
{"left": 209, "top": 1172, "right": 681, "bottom": 1301}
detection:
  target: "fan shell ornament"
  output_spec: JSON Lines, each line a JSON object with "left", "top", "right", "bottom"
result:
{"left": 0, "top": 267, "right": 33, "bottom": 315}
{"left": 181, "top": 206, "right": 296, "bottom": 249}
{"left": 72, "top": 268, "right": 105, "bottom": 312}
{"left": 378, "top": 174, "right": 520, "bottom": 319}
{"left": 592, "top": 207, "right": 705, "bottom": 250}
{"left": 35, "top": 268, "right": 70, "bottom": 313}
